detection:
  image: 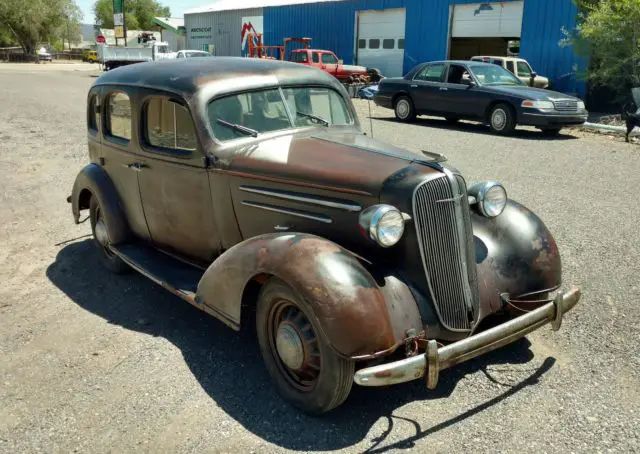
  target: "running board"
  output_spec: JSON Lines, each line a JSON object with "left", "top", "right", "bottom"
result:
{"left": 110, "top": 242, "right": 201, "bottom": 302}
{"left": 109, "top": 242, "right": 240, "bottom": 330}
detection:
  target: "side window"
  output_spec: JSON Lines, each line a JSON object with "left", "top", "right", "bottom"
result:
{"left": 312, "top": 52, "right": 320, "bottom": 63}
{"left": 398, "top": 38, "right": 404, "bottom": 49}
{"left": 382, "top": 39, "right": 395, "bottom": 49}
{"left": 88, "top": 94, "right": 100, "bottom": 131}
{"left": 516, "top": 61, "right": 532, "bottom": 77}
{"left": 106, "top": 91, "right": 132, "bottom": 140}
{"left": 491, "top": 58, "right": 503, "bottom": 66}
{"left": 506, "top": 60, "right": 515, "bottom": 73}
{"left": 446, "top": 64, "right": 469, "bottom": 84}
{"left": 369, "top": 39, "right": 380, "bottom": 49}
{"left": 415, "top": 64, "right": 445, "bottom": 82}
{"left": 321, "top": 53, "right": 338, "bottom": 64}
{"left": 358, "top": 39, "right": 366, "bottom": 49}
{"left": 300, "top": 52, "right": 308, "bottom": 62}
{"left": 145, "top": 97, "right": 197, "bottom": 151}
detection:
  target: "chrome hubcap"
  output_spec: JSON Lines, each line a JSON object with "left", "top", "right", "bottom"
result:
{"left": 397, "top": 100, "right": 410, "bottom": 118}
{"left": 492, "top": 109, "right": 507, "bottom": 130}
{"left": 276, "top": 323, "right": 305, "bottom": 370}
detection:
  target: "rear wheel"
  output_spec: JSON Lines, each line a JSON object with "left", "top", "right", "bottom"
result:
{"left": 394, "top": 95, "right": 416, "bottom": 122}
{"left": 256, "top": 278, "right": 354, "bottom": 415}
{"left": 488, "top": 103, "right": 516, "bottom": 135}
{"left": 89, "top": 196, "right": 129, "bottom": 274}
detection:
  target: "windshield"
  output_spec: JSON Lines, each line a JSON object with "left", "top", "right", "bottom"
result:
{"left": 469, "top": 64, "right": 523, "bottom": 86}
{"left": 207, "top": 87, "right": 353, "bottom": 141}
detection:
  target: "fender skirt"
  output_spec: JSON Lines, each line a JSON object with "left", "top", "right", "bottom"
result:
{"left": 70, "top": 163, "right": 129, "bottom": 245}
{"left": 196, "top": 233, "right": 423, "bottom": 359}
{"left": 472, "top": 200, "right": 562, "bottom": 319}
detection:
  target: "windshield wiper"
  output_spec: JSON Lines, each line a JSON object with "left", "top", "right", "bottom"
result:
{"left": 296, "top": 111, "right": 329, "bottom": 126}
{"left": 216, "top": 118, "right": 258, "bottom": 137}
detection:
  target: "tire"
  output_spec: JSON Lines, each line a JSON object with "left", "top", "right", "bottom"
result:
{"left": 488, "top": 103, "right": 516, "bottom": 135}
{"left": 541, "top": 127, "right": 562, "bottom": 137}
{"left": 256, "top": 278, "right": 354, "bottom": 415}
{"left": 445, "top": 117, "right": 459, "bottom": 124}
{"left": 394, "top": 95, "right": 416, "bottom": 122}
{"left": 89, "top": 196, "right": 129, "bottom": 274}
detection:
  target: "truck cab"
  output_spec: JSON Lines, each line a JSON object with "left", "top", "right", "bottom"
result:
{"left": 289, "top": 49, "right": 371, "bottom": 83}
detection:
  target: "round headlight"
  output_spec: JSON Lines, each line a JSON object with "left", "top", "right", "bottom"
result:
{"left": 469, "top": 181, "right": 507, "bottom": 218}
{"left": 360, "top": 205, "right": 405, "bottom": 247}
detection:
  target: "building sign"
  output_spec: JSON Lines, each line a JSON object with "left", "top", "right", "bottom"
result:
{"left": 113, "top": 0, "right": 125, "bottom": 38}
{"left": 190, "top": 27, "right": 212, "bottom": 39}
{"left": 241, "top": 16, "right": 263, "bottom": 56}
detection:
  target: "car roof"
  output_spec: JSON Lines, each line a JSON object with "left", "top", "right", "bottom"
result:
{"left": 471, "top": 56, "right": 523, "bottom": 61}
{"left": 420, "top": 60, "right": 498, "bottom": 67}
{"left": 94, "top": 56, "right": 344, "bottom": 98}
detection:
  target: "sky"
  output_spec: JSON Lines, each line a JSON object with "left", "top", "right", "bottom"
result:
{"left": 77, "top": 0, "right": 206, "bottom": 23}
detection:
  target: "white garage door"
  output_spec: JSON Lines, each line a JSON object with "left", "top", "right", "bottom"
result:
{"left": 452, "top": 1, "right": 524, "bottom": 38}
{"left": 356, "top": 9, "right": 405, "bottom": 78}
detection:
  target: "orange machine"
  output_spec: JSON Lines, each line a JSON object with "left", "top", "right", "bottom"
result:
{"left": 247, "top": 34, "right": 313, "bottom": 61}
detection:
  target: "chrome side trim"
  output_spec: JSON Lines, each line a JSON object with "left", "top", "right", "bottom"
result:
{"left": 241, "top": 201, "right": 332, "bottom": 224}
{"left": 239, "top": 185, "right": 361, "bottom": 212}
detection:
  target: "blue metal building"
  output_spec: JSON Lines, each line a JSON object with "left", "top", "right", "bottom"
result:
{"left": 264, "top": 0, "right": 585, "bottom": 96}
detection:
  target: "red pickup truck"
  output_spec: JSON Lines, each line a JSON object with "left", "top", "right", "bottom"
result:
{"left": 289, "top": 49, "right": 380, "bottom": 83}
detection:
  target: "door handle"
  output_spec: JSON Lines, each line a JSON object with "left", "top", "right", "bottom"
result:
{"left": 124, "top": 162, "right": 146, "bottom": 172}
{"left": 439, "top": 87, "right": 448, "bottom": 91}
{"left": 274, "top": 225, "right": 290, "bottom": 231}
{"left": 410, "top": 84, "right": 418, "bottom": 88}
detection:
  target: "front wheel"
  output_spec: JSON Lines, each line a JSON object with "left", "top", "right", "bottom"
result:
{"left": 488, "top": 103, "right": 516, "bottom": 135}
{"left": 256, "top": 278, "right": 354, "bottom": 415}
{"left": 394, "top": 95, "right": 416, "bottom": 122}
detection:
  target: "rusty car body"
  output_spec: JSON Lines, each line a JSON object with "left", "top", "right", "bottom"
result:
{"left": 69, "top": 57, "right": 581, "bottom": 414}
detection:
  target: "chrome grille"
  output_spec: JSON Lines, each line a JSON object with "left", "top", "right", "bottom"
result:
{"left": 413, "top": 174, "right": 478, "bottom": 331}
{"left": 553, "top": 99, "right": 578, "bottom": 112}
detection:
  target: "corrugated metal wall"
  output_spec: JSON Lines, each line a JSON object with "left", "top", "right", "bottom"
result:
{"left": 264, "top": 0, "right": 585, "bottom": 96}
{"left": 185, "top": 8, "right": 263, "bottom": 56}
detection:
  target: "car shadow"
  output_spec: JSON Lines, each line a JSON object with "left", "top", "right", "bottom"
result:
{"left": 372, "top": 115, "right": 580, "bottom": 141}
{"left": 46, "top": 239, "right": 556, "bottom": 451}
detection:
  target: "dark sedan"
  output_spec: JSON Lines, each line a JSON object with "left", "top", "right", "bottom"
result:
{"left": 374, "top": 60, "right": 588, "bottom": 136}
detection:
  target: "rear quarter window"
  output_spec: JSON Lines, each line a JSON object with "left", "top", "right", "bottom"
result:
{"left": 88, "top": 94, "right": 100, "bottom": 132}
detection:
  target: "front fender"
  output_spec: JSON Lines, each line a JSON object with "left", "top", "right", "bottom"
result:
{"left": 71, "top": 163, "right": 129, "bottom": 245}
{"left": 196, "top": 233, "right": 423, "bottom": 358}
{"left": 473, "top": 200, "right": 562, "bottom": 317}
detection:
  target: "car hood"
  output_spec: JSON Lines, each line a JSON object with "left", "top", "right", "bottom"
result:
{"left": 486, "top": 85, "right": 577, "bottom": 100}
{"left": 342, "top": 64, "right": 367, "bottom": 73}
{"left": 227, "top": 130, "right": 443, "bottom": 197}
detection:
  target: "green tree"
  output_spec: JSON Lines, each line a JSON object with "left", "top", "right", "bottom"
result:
{"left": 93, "top": 0, "right": 170, "bottom": 30}
{"left": 0, "top": 0, "right": 82, "bottom": 54}
{"left": 563, "top": 0, "right": 640, "bottom": 97}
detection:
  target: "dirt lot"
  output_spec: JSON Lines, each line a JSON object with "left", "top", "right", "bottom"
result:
{"left": 0, "top": 64, "right": 639, "bottom": 453}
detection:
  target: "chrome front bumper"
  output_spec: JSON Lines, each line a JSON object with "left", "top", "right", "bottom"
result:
{"left": 354, "top": 287, "right": 581, "bottom": 388}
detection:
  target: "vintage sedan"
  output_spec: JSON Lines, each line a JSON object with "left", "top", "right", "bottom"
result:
{"left": 69, "top": 57, "right": 581, "bottom": 414}
{"left": 374, "top": 60, "right": 588, "bottom": 136}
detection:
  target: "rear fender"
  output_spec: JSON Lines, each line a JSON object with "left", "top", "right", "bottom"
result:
{"left": 473, "top": 200, "right": 562, "bottom": 318}
{"left": 196, "top": 233, "right": 423, "bottom": 358}
{"left": 70, "top": 163, "right": 130, "bottom": 245}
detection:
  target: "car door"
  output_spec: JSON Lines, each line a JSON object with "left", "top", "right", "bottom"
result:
{"left": 437, "top": 64, "right": 480, "bottom": 117}
{"left": 515, "top": 60, "right": 534, "bottom": 86}
{"left": 409, "top": 63, "right": 447, "bottom": 113}
{"left": 100, "top": 87, "right": 151, "bottom": 241}
{"left": 320, "top": 52, "right": 339, "bottom": 77}
{"left": 135, "top": 91, "right": 220, "bottom": 263}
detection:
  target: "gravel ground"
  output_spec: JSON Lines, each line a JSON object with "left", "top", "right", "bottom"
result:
{"left": 0, "top": 66, "right": 639, "bottom": 453}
